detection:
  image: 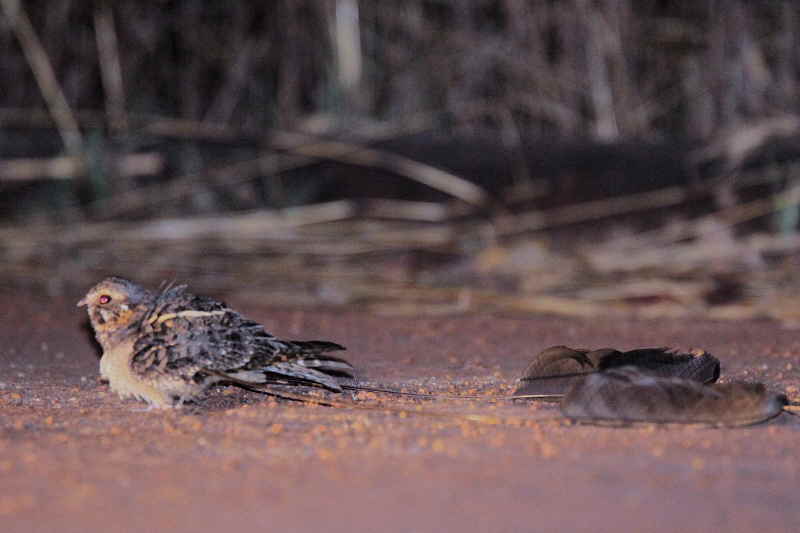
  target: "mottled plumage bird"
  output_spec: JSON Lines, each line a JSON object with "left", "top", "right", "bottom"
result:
{"left": 78, "top": 277, "right": 353, "bottom": 408}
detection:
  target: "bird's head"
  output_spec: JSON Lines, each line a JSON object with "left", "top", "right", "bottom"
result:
{"left": 78, "top": 277, "right": 154, "bottom": 350}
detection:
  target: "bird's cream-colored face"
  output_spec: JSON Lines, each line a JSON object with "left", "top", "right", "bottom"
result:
{"left": 78, "top": 278, "right": 153, "bottom": 349}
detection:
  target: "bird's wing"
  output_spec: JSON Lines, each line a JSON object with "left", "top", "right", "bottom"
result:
{"left": 132, "top": 308, "right": 280, "bottom": 374}
{"left": 132, "top": 292, "right": 351, "bottom": 391}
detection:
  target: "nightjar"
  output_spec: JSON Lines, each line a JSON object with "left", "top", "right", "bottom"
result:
{"left": 78, "top": 277, "right": 353, "bottom": 408}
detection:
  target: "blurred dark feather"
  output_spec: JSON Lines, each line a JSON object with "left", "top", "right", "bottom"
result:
{"left": 560, "top": 368, "right": 787, "bottom": 426}
{"left": 513, "top": 345, "right": 719, "bottom": 398}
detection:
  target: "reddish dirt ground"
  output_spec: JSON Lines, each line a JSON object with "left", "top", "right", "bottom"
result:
{"left": 1, "top": 288, "right": 799, "bottom": 533}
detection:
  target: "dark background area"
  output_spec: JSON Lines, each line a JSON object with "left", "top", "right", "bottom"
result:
{"left": 3, "top": 0, "right": 800, "bottom": 320}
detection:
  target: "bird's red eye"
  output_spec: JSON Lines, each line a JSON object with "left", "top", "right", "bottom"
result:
{"left": 98, "top": 294, "right": 112, "bottom": 305}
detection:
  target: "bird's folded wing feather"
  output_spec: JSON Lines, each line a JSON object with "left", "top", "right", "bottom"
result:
{"left": 131, "top": 309, "right": 282, "bottom": 373}
{"left": 132, "top": 299, "right": 350, "bottom": 393}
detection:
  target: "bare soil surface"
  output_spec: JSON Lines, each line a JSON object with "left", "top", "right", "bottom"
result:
{"left": 1, "top": 289, "right": 799, "bottom": 533}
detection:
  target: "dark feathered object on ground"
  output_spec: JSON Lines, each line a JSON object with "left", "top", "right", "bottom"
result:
{"left": 513, "top": 345, "right": 719, "bottom": 398}
{"left": 560, "top": 367, "right": 788, "bottom": 426}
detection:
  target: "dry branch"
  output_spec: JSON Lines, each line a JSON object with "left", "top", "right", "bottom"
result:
{"left": 269, "top": 131, "right": 493, "bottom": 209}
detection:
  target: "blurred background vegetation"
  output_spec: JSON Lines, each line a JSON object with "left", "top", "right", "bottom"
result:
{"left": 3, "top": 0, "right": 800, "bottom": 321}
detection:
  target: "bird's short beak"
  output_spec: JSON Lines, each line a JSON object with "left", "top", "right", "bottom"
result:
{"left": 77, "top": 296, "right": 88, "bottom": 307}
